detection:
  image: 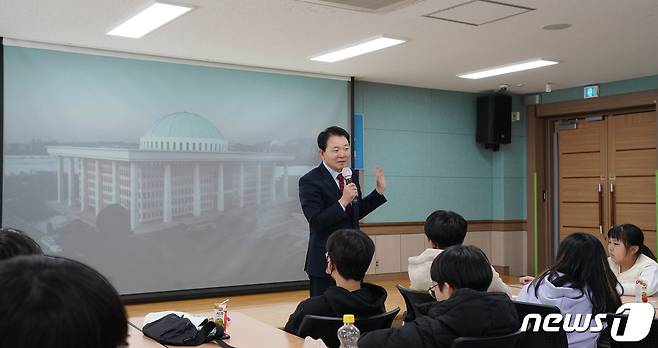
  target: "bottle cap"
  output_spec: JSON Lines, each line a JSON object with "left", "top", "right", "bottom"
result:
{"left": 343, "top": 314, "right": 355, "bottom": 323}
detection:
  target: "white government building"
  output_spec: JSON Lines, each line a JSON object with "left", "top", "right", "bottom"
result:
{"left": 47, "top": 112, "right": 294, "bottom": 230}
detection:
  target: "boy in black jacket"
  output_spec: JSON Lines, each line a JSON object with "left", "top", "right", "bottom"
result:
{"left": 359, "top": 245, "right": 519, "bottom": 348}
{"left": 283, "top": 229, "right": 387, "bottom": 335}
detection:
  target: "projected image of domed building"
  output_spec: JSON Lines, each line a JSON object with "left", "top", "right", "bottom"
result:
{"left": 47, "top": 112, "right": 294, "bottom": 231}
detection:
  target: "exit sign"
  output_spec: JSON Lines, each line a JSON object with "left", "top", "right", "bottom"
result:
{"left": 584, "top": 85, "right": 599, "bottom": 99}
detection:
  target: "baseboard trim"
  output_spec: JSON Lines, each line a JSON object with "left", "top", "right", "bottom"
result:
{"left": 121, "top": 280, "right": 309, "bottom": 304}
{"left": 361, "top": 220, "right": 527, "bottom": 235}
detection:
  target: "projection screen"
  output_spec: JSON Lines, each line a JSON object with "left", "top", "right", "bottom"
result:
{"left": 2, "top": 41, "right": 349, "bottom": 295}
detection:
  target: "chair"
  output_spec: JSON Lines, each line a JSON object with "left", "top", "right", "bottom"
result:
{"left": 296, "top": 307, "right": 400, "bottom": 348}
{"left": 598, "top": 313, "right": 658, "bottom": 348}
{"left": 396, "top": 284, "right": 435, "bottom": 322}
{"left": 450, "top": 330, "right": 525, "bottom": 348}
{"left": 514, "top": 300, "right": 568, "bottom": 348}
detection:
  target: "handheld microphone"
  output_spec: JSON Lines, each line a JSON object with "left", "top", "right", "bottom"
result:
{"left": 341, "top": 167, "right": 353, "bottom": 185}
{"left": 341, "top": 167, "right": 357, "bottom": 203}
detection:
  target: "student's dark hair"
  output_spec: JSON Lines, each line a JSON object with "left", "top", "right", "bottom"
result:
{"left": 0, "top": 227, "right": 43, "bottom": 260}
{"left": 317, "top": 126, "right": 350, "bottom": 151}
{"left": 326, "top": 229, "right": 374, "bottom": 281}
{"left": 607, "top": 224, "right": 657, "bottom": 261}
{"left": 424, "top": 210, "right": 468, "bottom": 249}
{"left": 0, "top": 255, "right": 128, "bottom": 348}
{"left": 430, "top": 245, "right": 492, "bottom": 291}
{"left": 531, "top": 232, "right": 622, "bottom": 315}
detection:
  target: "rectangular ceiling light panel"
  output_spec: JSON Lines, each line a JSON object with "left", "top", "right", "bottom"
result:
{"left": 311, "top": 36, "right": 406, "bottom": 62}
{"left": 108, "top": 2, "right": 193, "bottom": 39}
{"left": 458, "top": 59, "right": 558, "bottom": 79}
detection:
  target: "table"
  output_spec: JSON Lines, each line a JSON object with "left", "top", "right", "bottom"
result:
{"left": 127, "top": 322, "right": 166, "bottom": 348}
{"left": 129, "top": 311, "right": 305, "bottom": 348}
{"left": 508, "top": 283, "right": 658, "bottom": 316}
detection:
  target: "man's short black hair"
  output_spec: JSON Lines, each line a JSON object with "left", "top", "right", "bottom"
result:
{"left": 317, "top": 126, "right": 350, "bottom": 151}
{"left": 0, "top": 255, "right": 128, "bottom": 348}
{"left": 430, "top": 245, "right": 492, "bottom": 291}
{"left": 326, "top": 229, "right": 374, "bottom": 281}
{"left": 424, "top": 210, "right": 467, "bottom": 249}
{"left": 0, "top": 227, "right": 43, "bottom": 260}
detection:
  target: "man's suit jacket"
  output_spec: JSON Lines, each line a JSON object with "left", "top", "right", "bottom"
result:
{"left": 299, "top": 163, "right": 387, "bottom": 277}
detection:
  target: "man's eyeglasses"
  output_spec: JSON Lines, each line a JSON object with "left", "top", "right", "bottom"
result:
{"left": 427, "top": 283, "right": 439, "bottom": 299}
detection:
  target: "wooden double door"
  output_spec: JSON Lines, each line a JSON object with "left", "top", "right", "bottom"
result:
{"left": 557, "top": 111, "right": 656, "bottom": 254}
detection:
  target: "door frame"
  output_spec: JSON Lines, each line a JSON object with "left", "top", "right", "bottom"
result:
{"left": 526, "top": 89, "right": 658, "bottom": 275}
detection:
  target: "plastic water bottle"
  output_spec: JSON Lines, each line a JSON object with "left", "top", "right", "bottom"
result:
{"left": 635, "top": 280, "right": 648, "bottom": 303}
{"left": 635, "top": 282, "right": 642, "bottom": 303}
{"left": 337, "top": 314, "right": 360, "bottom": 348}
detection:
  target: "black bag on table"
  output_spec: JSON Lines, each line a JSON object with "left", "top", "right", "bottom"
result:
{"left": 143, "top": 313, "right": 230, "bottom": 346}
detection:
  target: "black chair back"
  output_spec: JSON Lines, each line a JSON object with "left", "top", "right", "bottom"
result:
{"left": 296, "top": 307, "right": 400, "bottom": 348}
{"left": 396, "top": 284, "right": 435, "bottom": 321}
{"left": 450, "top": 330, "right": 525, "bottom": 348}
{"left": 514, "top": 300, "right": 568, "bottom": 348}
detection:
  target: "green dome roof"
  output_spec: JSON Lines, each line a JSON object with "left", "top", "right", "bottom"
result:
{"left": 145, "top": 112, "right": 224, "bottom": 140}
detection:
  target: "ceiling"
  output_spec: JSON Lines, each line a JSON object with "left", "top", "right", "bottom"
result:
{"left": 1, "top": 0, "right": 657, "bottom": 94}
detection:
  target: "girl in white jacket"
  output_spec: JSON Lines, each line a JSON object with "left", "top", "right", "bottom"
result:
{"left": 607, "top": 224, "right": 658, "bottom": 296}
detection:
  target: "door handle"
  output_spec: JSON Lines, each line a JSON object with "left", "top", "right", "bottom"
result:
{"left": 597, "top": 183, "right": 603, "bottom": 234}
{"left": 609, "top": 182, "right": 616, "bottom": 227}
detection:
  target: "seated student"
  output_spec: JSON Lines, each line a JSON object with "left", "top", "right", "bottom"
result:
{"left": 607, "top": 223, "right": 658, "bottom": 296}
{"left": 284, "top": 229, "right": 387, "bottom": 335}
{"left": 518, "top": 232, "right": 622, "bottom": 348}
{"left": 408, "top": 210, "right": 510, "bottom": 294}
{"left": 359, "top": 245, "right": 519, "bottom": 348}
{"left": 0, "top": 227, "right": 43, "bottom": 260}
{"left": 0, "top": 255, "right": 128, "bottom": 348}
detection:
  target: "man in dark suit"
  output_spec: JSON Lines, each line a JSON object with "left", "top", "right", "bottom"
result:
{"left": 299, "top": 126, "right": 387, "bottom": 296}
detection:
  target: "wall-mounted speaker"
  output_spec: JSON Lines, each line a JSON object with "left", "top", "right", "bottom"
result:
{"left": 476, "top": 95, "right": 512, "bottom": 151}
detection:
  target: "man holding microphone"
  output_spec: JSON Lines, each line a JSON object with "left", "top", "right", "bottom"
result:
{"left": 299, "top": 126, "right": 388, "bottom": 296}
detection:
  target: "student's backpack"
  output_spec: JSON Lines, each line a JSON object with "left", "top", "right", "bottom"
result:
{"left": 143, "top": 313, "right": 233, "bottom": 347}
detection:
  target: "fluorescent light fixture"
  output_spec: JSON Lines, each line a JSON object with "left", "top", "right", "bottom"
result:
{"left": 458, "top": 59, "right": 558, "bottom": 79}
{"left": 108, "top": 2, "right": 193, "bottom": 38}
{"left": 311, "top": 36, "right": 406, "bottom": 63}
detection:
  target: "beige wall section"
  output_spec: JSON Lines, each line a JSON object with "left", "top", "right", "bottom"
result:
{"left": 375, "top": 235, "right": 402, "bottom": 274}
{"left": 400, "top": 234, "right": 428, "bottom": 272}
{"left": 463, "top": 231, "right": 527, "bottom": 275}
{"left": 367, "top": 235, "right": 403, "bottom": 275}
{"left": 463, "top": 232, "right": 492, "bottom": 259}
{"left": 364, "top": 225, "right": 529, "bottom": 277}
{"left": 490, "top": 231, "right": 528, "bottom": 276}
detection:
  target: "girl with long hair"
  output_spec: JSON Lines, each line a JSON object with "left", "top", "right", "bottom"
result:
{"left": 518, "top": 232, "right": 622, "bottom": 348}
